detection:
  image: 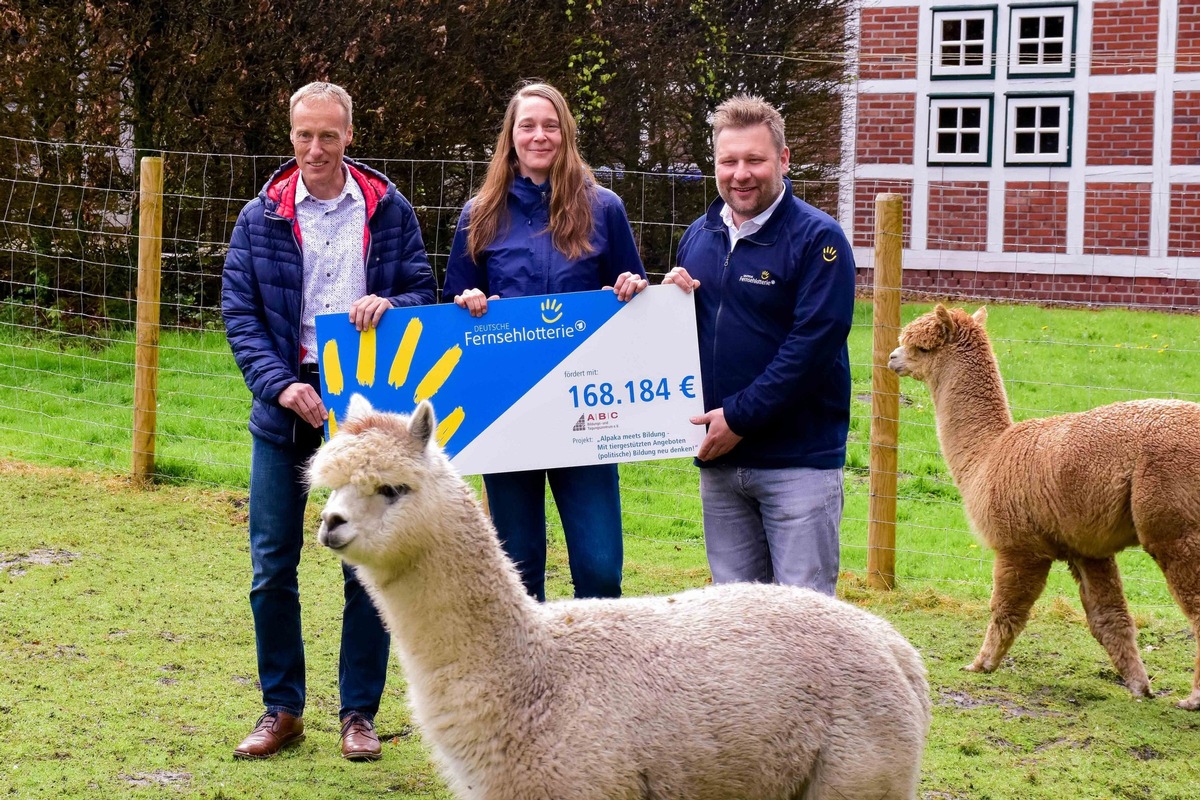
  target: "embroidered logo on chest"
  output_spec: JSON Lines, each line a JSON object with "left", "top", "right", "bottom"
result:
{"left": 738, "top": 269, "right": 777, "bottom": 287}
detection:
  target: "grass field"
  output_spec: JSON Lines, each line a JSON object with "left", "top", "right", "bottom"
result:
{"left": 1, "top": 299, "right": 1200, "bottom": 797}
{"left": 2, "top": 462, "right": 1198, "bottom": 799}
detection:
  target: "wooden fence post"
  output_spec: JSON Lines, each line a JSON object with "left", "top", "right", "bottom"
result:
{"left": 132, "top": 156, "right": 164, "bottom": 485}
{"left": 868, "top": 193, "right": 903, "bottom": 590}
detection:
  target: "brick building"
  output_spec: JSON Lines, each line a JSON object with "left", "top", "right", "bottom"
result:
{"left": 847, "top": 0, "right": 1200, "bottom": 307}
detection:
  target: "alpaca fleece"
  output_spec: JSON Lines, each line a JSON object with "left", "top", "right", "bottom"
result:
{"left": 890, "top": 305, "right": 1200, "bottom": 710}
{"left": 308, "top": 397, "right": 931, "bottom": 800}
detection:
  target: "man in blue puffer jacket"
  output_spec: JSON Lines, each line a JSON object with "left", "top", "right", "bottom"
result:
{"left": 664, "top": 95, "right": 855, "bottom": 596}
{"left": 222, "top": 82, "right": 436, "bottom": 761}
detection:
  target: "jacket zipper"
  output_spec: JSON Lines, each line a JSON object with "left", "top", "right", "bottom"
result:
{"left": 540, "top": 188, "right": 550, "bottom": 294}
{"left": 711, "top": 237, "right": 733, "bottom": 408}
{"left": 290, "top": 218, "right": 305, "bottom": 445}
{"left": 363, "top": 180, "right": 378, "bottom": 285}
{"left": 266, "top": 207, "right": 306, "bottom": 445}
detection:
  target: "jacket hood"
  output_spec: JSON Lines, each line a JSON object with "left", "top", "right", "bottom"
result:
{"left": 260, "top": 156, "right": 394, "bottom": 222}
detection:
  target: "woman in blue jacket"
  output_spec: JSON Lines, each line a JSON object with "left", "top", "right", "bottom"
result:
{"left": 443, "top": 82, "right": 647, "bottom": 601}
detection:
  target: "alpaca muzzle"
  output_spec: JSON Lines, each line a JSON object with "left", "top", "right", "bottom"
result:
{"left": 318, "top": 512, "right": 352, "bottom": 551}
{"left": 887, "top": 346, "right": 908, "bottom": 375}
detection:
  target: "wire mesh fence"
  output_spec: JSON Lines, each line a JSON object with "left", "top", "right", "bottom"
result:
{"left": 2, "top": 135, "right": 1196, "bottom": 613}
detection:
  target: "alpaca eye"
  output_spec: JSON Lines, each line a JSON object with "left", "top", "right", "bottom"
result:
{"left": 378, "top": 484, "right": 410, "bottom": 501}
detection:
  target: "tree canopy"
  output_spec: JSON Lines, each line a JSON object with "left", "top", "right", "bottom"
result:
{"left": 1, "top": 0, "right": 851, "bottom": 330}
{"left": 4, "top": 0, "right": 851, "bottom": 174}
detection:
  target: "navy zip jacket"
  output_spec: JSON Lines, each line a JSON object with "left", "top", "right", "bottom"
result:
{"left": 442, "top": 175, "right": 644, "bottom": 299}
{"left": 676, "top": 177, "right": 856, "bottom": 469}
{"left": 222, "top": 157, "right": 437, "bottom": 446}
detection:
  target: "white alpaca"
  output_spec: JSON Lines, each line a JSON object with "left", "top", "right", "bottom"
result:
{"left": 309, "top": 397, "right": 931, "bottom": 800}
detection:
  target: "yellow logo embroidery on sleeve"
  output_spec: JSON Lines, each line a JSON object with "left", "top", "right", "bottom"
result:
{"left": 822, "top": 246, "right": 838, "bottom": 262}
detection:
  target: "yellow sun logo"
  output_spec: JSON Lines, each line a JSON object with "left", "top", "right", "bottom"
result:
{"left": 761, "top": 270, "right": 770, "bottom": 281}
{"left": 540, "top": 298, "right": 563, "bottom": 324}
{"left": 322, "top": 318, "right": 465, "bottom": 448}
{"left": 822, "top": 246, "right": 838, "bottom": 262}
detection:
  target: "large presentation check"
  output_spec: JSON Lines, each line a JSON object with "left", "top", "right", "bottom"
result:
{"left": 314, "top": 285, "right": 706, "bottom": 475}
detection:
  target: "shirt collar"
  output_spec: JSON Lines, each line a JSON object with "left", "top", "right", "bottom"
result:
{"left": 295, "top": 164, "right": 360, "bottom": 207}
{"left": 720, "top": 185, "right": 788, "bottom": 235}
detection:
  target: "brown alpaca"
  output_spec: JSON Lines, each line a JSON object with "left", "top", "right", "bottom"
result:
{"left": 889, "top": 304, "right": 1200, "bottom": 710}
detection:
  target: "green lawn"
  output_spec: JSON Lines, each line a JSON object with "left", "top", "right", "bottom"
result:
{"left": 1, "top": 300, "right": 1199, "bottom": 797}
{"left": 2, "top": 461, "right": 1198, "bottom": 799}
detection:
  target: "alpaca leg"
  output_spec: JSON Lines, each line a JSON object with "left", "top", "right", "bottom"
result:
{"left": 1184, "top": 633, "right": 1200, "bottom": 711}
{"left": 1144, "top": 536, "right": 1200, "bottom": 710}
{"left": 967, "top": 550, "right": 1052, "bottom": 672}
{"left": 1068, "top": 557, "right": 1151, "bottom": 697}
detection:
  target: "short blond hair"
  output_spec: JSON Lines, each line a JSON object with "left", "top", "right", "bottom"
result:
{"left": 711, "top": 94, "right": 786, "bottom": 155}
{"left": 290, "top": 82, "right": 353, "bottom": 129}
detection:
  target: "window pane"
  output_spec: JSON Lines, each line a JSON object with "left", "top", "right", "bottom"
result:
{"left": 966, "top": 19, "right": 985, "bottom": 40}
{"left": 939, "top": 107, "right": 958, "bottom": 128}
{"left": 962, "top": 107, "right": 981, "bottom": 128}
{"left": 961, "top": 132, "right": 981, "bottom": 154}
{"left": 1041, "top": 106, "right": 1060, "bottom": 127}
{"left": 943, "top": 19, "right": 962, "bottom": 40}
{"left": 1015, "top": 132, "right": 1036, "bottom": 153}
{"left": 1045, "top": 16, "right": 1065, "bottom": 38}
{"left": 1044, "top": 41, "right": 1064, "bottom": 62}
{"left": 1016, "top": 107, "right": 1036, "bottom": 128}
{"left": 1019, "top": 42, "right": 1040, "bottom": 65}
{"left": 941, "top": 45, "right": 961, "bottom": 66}
{"left": 965, "top": 44, "right": 984, "bottom": 66}
{"left": 1019, "top": 17, "right": 1041, "bottom": 38}
{"left": 938, "top": 132, "right": 958, "bottom": 153}
{"left": 1040, "top": 132, "right": 1060, "bottom": 153}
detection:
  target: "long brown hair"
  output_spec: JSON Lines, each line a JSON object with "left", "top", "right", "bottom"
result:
{"left": 466, "top": 83, "right": 596, "bottom": 262}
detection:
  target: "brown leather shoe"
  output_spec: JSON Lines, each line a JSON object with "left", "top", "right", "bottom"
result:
{"left": 340, "top": 712, "right": 382, "bottom": 761}
{"left": 233, "top": 711, "right": 305, "bottom": 759}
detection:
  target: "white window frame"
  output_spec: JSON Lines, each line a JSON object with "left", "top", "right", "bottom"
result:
{"left": 1008, "top": 4, "right": 1076, "bottom": 76}
{"left": 931, "top": 7, "right": 997, "bottom": 79}
{"left": 928, "top": 97, "right": 993, "bottom": 165}
{"left": 1005, "top": 94, "right": 1072, "bottom": 165}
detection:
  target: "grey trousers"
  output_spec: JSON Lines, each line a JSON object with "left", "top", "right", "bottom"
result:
{"left": 699, "top": 465, "right": 843, "bottom": 595}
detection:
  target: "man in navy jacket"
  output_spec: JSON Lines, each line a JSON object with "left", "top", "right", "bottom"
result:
{"left": 222, "top": 82, "right": 436, "bottom": 760}
{"left": 664, "top": 95, "right": 855, "bottom": 596}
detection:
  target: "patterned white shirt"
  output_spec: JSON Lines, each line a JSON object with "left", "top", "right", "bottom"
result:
{"left": 720, "top": 186, "right": 788, "bottom": 249}
{"left": 296, "top": 166, "right": 367, "bottom": 365}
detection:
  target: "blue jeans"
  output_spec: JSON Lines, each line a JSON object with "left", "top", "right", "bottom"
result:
{"left": 699, "top": 465, "right": 843, "bottom": 595}
{"left": 248, "top": 428, "right": 391, "bottom": 719}
{"left": 483, "top": 464, "right": 623, "bottom": 602}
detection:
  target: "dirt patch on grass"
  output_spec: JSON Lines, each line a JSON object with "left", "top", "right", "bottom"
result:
{"left": 1129, "top": 744, "right": 1163, "bottom": 761}
{"left": 937, "top": 687, "right": 1065, "bottom": 718}
{"left": 940, "top": 689, "right": 992, "bottom": 710}
{"left": 0, "top": 548, "right": 78, "bottom": 575}
{"left": 120, "top": 771, "right": 191, "bottom": 788}
{"left": 381, "top": 724, "right": 415, "bottom": 742}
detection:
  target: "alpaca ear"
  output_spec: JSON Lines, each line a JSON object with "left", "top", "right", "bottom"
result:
{"left": 410, "top": 401, "right": 436, "bottom": 448}
{"left": 346, "top": 393, "right": 374, "bottom": 421}
{"left": 972, "top": 306, "right": 988, "bottom": 326}
{"left": 934, "top": 304, "right": 955, "bottom": 341}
